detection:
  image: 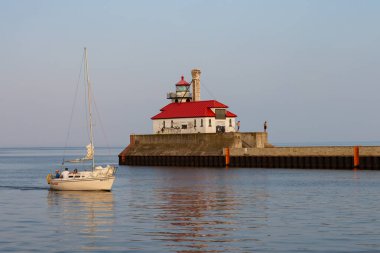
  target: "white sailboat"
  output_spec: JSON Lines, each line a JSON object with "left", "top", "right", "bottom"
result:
{"left": 46, "top": 48, "right": 117, "bottom": 191}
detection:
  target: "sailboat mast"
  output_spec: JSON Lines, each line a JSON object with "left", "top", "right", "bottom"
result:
{"left": 84, "top": 47, "right": 95, "bottom": 170}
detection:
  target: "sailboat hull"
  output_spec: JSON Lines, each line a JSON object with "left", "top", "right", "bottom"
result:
{"left": 49, "top": 176, "right": 115, "bottom": 191}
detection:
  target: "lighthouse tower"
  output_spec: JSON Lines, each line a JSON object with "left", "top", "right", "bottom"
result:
{"left": 167, "top": 76, "right": 192, "bottom": 103}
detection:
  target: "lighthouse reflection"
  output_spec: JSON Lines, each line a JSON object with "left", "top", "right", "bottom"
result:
{"left": 152, "top": 183, "right": 240, "bottom": 252}
{"left": 47, "top": 191, "right": 114, "bottom": 251}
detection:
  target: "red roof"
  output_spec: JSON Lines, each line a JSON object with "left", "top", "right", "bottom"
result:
{"left": 176, "top": 76, "right": 190, "bottom": 86}
{"left": 151, "top": 100, "right": 237, "bottom": 119}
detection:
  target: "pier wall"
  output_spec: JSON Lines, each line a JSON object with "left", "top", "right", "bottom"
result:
{"left": 227, "top": 146, "right": 380, "bottom": 156}
{"left": 131, "top": 132, "right": 268, "bottom": 147}
{"left": 121, "top": 155, "right": 380, "bottom": 169}
{"left": 120, "top": 132, "right": 268, "bottom": 157}
{"left": 119, "top": 133, "right": 380, "bottom": 169}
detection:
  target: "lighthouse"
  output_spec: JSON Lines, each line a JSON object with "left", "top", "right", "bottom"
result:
{"left": 152, "top": 69, "right": 237, "bottom": 134}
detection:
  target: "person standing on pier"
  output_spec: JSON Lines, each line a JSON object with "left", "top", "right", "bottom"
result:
{"left": 264, "top": 121, "right": 268, "bottom": 132}
{"left": 237, "top": 121, "right": 240, "bottom": 132}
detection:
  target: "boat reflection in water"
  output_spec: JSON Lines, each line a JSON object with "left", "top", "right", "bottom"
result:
{"left": 47, "top": 191, "right": 114, "bottom": 251}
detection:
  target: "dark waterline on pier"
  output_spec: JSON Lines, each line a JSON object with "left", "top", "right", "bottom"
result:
{"left": 1, "top": 147, "right": 380, "bottom": 252}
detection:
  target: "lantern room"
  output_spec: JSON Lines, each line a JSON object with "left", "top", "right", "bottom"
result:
{"left": 167, "top": 76, "right": 193, "bottom": 103}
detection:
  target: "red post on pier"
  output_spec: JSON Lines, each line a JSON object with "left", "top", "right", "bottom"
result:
{"left": 353, "top": 146, "right": 360, "bottom": 170}
{"left": 225, "top": 147, "right": 230, "bottom": 168}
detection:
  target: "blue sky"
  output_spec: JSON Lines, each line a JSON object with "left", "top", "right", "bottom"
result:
{"left": 1, "top": 0, "right": 380, "bottom": 147}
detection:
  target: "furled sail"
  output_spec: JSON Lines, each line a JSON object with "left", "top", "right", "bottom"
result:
{"left": 84, "top": 143, "right": 94, "bottom": 160}
{"left": 67, "top": 143, "right": 94, "bottom": 163}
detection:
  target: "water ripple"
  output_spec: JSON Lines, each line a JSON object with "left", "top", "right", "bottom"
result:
{"left": 1, "top": 150, "right": 380, "bottom": 252}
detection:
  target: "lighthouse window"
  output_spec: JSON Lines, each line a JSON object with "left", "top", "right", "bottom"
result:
{"left": 215, "top": 109, "right": 226, "bottom": 120}
{"left": 229, "top": 119, "right": 232, "bottom": 127}
{"left": 200, "top": 119, "right": 203, "bottom": 127}
{"left": 163, "top": 121, "right": 165, "bottom": 128}
{"left": 209, "top": 119, "right": 212, "bottom": 127}
{"left": 176, "top": 86, "right": 187, "bottom": 92}
{"left": 194, "top": 119, "right": 196, "bottom": 127}
{"left": 181, "top": 124, "right": 187, "bottom": 129}
{"left": 171, "top": 120, "right": 173, "bottom": 128}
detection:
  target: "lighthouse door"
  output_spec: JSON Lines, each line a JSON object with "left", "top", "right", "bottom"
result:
{"left": 216, "top": 125, "right": 225, "bottom": 133}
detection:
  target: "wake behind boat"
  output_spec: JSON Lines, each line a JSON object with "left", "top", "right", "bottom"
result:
{"left": 46, "top": 48, "right": 117, "bottom": 191}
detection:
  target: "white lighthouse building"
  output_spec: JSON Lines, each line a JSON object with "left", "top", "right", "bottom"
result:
{"left": 151, "top": 69, "right": 237, "bottom": 134}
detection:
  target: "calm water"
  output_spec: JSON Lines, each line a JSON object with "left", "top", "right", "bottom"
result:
{"left": 1, "top": 148, "right": 380, "bottom": 252}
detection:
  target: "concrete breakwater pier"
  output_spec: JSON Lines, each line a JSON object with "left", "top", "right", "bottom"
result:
{"left": 118, "top": 133, "right": 380, "bottom": 169}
